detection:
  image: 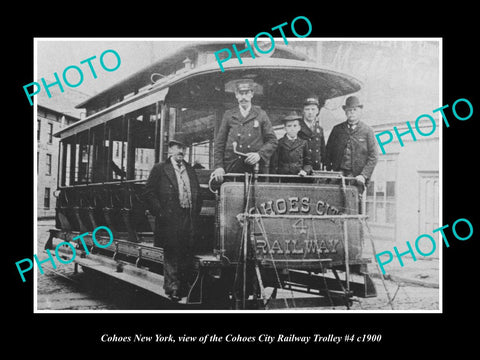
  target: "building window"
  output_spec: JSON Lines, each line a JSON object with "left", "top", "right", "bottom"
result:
{"left": 44, "top": 187, "right": 51, "bottom": 209}
{"left": 418, "top": 171, "right": 440, "bottom": 234}
{"left": 48, "top": 123, "right": 53, "bottom": 144}
{"left": 37, "top": 120, "right": 41, "bottom": 141}
{"left": 365, "top": 155, "right": 397, "bottom": 225}
{"left": 46, "top": 154, "right": 52, "bottom": 175}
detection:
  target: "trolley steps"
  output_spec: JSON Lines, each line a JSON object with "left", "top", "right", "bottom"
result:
{"left": 282, "top": 269, "right": 377, "bottom": 298}
{"left": 53, "top": 249, "right": 194, "bottom": 308}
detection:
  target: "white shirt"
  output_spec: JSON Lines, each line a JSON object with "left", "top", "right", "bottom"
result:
{"left": 347, "top": 121, "right": 359, "bottom": 130}
{"left": 304, "top": 119, "right": 315, "bottom": 131}
{"left": 239, "top": 104, "right": 251, "bottom": 118}
{"left": 170, "top": 157, "right": 192, "bottom": 208}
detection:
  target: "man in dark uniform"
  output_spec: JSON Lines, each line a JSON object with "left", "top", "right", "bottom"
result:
{"left": 325, "top": 96, "right": 378, "bottom": 191}
{"left": 211, "top": 79, "right": 278, "bottom": 182}
{"left": 298, "top": 96, "right": 326, "bottom": 170}
{"left": 270, "top": 111, "right": 313, "bottom": 177}
{"left": 143, "top": 133, "right": 202, "bottom": 302}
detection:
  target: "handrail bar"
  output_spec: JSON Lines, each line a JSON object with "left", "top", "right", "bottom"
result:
{"left": 57, "top": 171, "right": 357, "bottom": 190}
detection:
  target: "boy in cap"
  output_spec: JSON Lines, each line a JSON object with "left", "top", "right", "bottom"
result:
{"left": 270, "top": 111, "right": 313, "bottom": 178}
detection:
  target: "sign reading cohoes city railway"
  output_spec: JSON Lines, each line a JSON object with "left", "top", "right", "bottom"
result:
{"left": 220, "top": 183, "right": 362, "bottom": 263}
{"left": 255, "top": 231, "right": 341, "bottom": 255}
{"left": 255, "top": 196, "right": 343, "bottom": 216}
{"left": 253, "top": 196, "right": 343, "bottom": 255}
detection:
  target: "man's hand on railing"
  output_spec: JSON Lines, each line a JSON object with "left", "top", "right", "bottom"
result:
{"left": 244, "top": 152, "right": 260, "bottom": 165}
{"left": 211, "top": 167, "right": 226, "bottom": 182}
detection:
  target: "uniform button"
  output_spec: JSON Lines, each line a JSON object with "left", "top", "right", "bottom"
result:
{"left": 238, "top": 133, "right": 241, "bottom": 137}
{"left": 315, "top": 161, "right": 319, "bottom": 163}
{"left": 316, "top": 149, "right": 319, "bottom": 152}
{"left": 309, "top": 149, "right": 312, "bottom": 152}
{"left": 247, "top": 145, "right": 251, "bottom": 148}
{"left": 248, "top": 133, "right": 251, "bottom": 137}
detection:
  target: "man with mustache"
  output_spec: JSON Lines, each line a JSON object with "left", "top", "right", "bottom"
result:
{"left": 211, "top": 78, "right": 277, "bottom": 182}
{"left": 144, "top": 133, "right": 202, "bottom": 302}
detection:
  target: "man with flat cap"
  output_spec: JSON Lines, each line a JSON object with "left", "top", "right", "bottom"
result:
{"left": 298, "top": 96, "right": 326, "bottom": 170}
{"left": 211, "top": 78, "right": 278, "bottom": 182}
{"left": 325, "top": 96, "right": 378, "bottom": 191}
{"left": 144, "top": 133, "right": 202, "bottom": 302}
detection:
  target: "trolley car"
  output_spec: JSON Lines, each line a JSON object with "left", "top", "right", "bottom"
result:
{"left": 46, "top": 41, "right": 377, "bottom": 309}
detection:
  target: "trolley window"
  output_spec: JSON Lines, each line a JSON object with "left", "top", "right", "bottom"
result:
{"left": 129, "top": 105, "right": 156, "bottom": 180}
{"left": 60, "top": 103, "right": 160, "bottom": 185}
{"left": 170, "top": 106, "right": 216, "bottom": 170}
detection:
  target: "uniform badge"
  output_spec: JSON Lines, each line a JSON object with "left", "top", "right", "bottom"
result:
{"left": 253, "top": 120, "right": 259, "bottom": 128}
{"left": 316, "top": 128, "right": 320, "bottom": 133}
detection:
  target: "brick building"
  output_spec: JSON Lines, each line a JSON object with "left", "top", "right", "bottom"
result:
{"left": 36, "top": 88, "right": 89, "bottom": 218}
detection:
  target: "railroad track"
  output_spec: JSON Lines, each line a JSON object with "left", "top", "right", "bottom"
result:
{"left": 36, "top": 261, "right": 179, "bottom": 310}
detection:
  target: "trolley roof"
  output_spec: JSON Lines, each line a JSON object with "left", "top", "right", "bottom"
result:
{"left": 55, "top": 57, "right": 362, "bottom": 139}
{"left": 74, "top": 42, "right": 311, "bottom": 110}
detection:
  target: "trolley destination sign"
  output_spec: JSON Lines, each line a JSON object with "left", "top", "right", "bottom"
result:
{"left": 220, "top": 182, "right": 363, "bottom": 265}
{"left": 253, "top": 195, "right": 343, "bottom": 255}
{"left": 255, "top": 236, "right": 341, "bottom": 255}
{"left": 255, "top": 195, "right": 343, "bottom": 217}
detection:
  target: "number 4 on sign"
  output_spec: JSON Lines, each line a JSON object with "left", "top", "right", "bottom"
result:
{"left": 293, "top": 218, "right": 308, "bottom": 234}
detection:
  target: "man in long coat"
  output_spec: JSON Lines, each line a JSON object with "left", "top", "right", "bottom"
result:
{"left": 325, "top": 96, "right": 378, "bottom": 190}
{"left": 144, "top": 133, "right": 202, "bottom": 302}
{"left": 211, "top": 79, "right": 278, "bottom": 182}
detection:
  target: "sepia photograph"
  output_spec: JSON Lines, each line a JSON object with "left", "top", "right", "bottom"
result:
{"left": 33, "top": 38, "right": 441, "bottom": 312}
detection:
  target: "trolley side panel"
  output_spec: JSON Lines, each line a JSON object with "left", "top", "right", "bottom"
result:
{"left": 219, "top": 182, "right": 362, "bottom": 264}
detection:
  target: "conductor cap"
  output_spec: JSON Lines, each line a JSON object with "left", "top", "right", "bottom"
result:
{"left": 235, "top": 78, "right": 256, "bottom": 91}
{"left": 303, "top": 96, "right": 320, "bottom": 106}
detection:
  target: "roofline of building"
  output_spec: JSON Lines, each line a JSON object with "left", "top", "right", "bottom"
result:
{"left": 38, "top": 104, "right": 81, "bottom": 120}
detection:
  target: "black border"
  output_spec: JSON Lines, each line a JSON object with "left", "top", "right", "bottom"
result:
{"left": 8, "top": 6, "right": 479, "bottom": 353}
